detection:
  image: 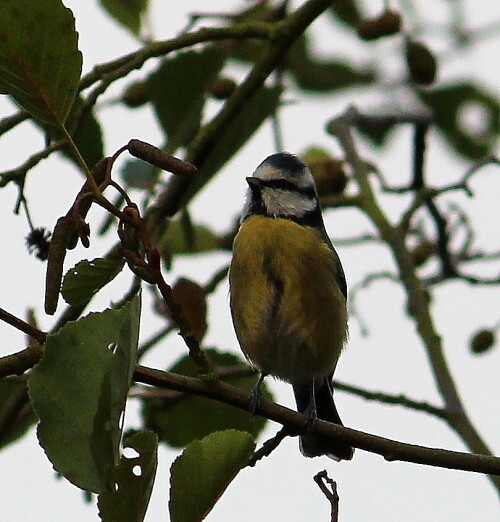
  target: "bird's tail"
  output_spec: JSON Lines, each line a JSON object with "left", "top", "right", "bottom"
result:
{"left": 293, "top": 377, "right": 354, "bottom": 461}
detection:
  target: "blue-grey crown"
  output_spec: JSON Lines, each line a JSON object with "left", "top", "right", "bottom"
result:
{"left": 258, "top": 152, "right": 307, "bottom": 175}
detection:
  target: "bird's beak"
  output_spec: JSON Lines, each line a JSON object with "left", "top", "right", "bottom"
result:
{"left": 246, "top": 176, "right": 262, "bottom": 189}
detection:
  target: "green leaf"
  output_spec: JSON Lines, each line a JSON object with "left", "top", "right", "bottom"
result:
{"left": 227, "top": 31, "right": 375, "bottom": 93}
{"left": 0, "top": 377, "right": 36, "bottom": 449}
{"left": 120, "top": 158, "right": 156, "bottom": 189}
{"left": 28, "top": 295, "right": 141, "bottom": 493}
{"left": 142, "top": 350, "right": 271, "bottom": 448}
{"left": 169, "top": 430, "right": 255, "bottom": 522}
{"left": 158, "top": 218, "right": 219, "bottom": 269}
{"left": 327, "top": 0, "right": 363, "bottom": 28}
{"left": 288, "top": 35, "right": 375, "bottom": 92}
{"left": 97, "top": 431, "right": 158, "bottom": 522}
{"left": 419, "top": 83, "right": 500, "bottom": 160}
{"left": 61, "top": 257, "right": 125, "bottom": 307}
{"left": 99, "top": 0, "right": 148, "bottom": 36}
{"left": 147, "top": 46, "right": 226, "bottom": 151}
{"left": 176, "top": 85, "right": 282, "bottom": 208}
{"left": 0, "top": 0, "right": 82, "bottom": 125}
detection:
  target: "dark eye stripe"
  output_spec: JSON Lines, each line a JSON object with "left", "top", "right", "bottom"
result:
{"left": 259, "top": 178, "right": 317, "bottom": 197}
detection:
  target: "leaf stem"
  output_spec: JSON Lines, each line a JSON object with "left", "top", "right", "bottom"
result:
{"left": 58, "top": 124, "right": 103, "bottom": 201}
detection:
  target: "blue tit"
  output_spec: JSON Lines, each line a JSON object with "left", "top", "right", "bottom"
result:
{"left": 229, "top": 152, "right": 353, "bottom": 461}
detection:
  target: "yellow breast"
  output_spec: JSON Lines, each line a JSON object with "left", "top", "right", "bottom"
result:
{"left": 229, "top": 215, "right": 348, "bottom": 384}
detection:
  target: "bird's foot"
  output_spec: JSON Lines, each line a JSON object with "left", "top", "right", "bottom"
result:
{"left": 249, "top": 373, "right": 266, "bottom": 416}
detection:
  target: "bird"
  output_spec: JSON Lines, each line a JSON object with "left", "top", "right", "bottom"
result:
{"left": 229, "top": 151, "right": 353, "bottom": 461}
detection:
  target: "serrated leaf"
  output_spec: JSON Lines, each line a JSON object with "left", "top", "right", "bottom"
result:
{"left": 61, "top": 257, "right": 125, "bottom": 307}
{"left": 147, "top": 46, "right": 226, "bottom": 151}
{"left": 98, "top": 431, "right": 158, "bottom": 522}
{"left": 142, "top": 350, "right": 271, "bottom": 448}
{"left": 28, "top": 295, "right": 141, "bottom": 493}
{"left": 419, "top": 83, "right": 499, "bottom": 160}
{"left": 169, "top": 430, "right": 255, "bottom": 522}
{"left": 99, "top": 0, "right": 148, "bottom": 36}
{"left": 0, "top": 0, "right": 82, "bottom": 125}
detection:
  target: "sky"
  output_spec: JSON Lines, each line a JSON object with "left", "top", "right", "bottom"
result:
{"left": 0, "top": 1, "right": 499, "bottom": 521}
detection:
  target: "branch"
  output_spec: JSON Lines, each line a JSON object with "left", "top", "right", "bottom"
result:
{"left": 0, "top": 140, "right": 65, "bottom": 187}
{"left": 133, "top": 365, "right": 500, "bottom": 476}
{"left": 0, "top": 307, "right": 46, "bottom": 344}
{"left": 333, "top": 232, "right": 381, "bottom": 247}
{"left": 134, "top": 364, "right": 447, "bottom": 421}
{"left": 0, "top": 23, "right": 274, "bottom": 143}
{"left": 79, "top": 23, "right": 274, "bottom": 92}
{"left": 0, "top": 345, "right": 44, "bottom": 378}
{"left": 348, "top": 271, "right": 400, "bottom": 336}
{"left": 327, "top": 106, "right": 500, "bottom": 494}
{"left": 0, "top": 23, "right": 274, "bottom": 187}
{"left": 0, "top": 339, "right": 497, "bottom": 477}
{"left": 246, "top": 426, "right": 291, "bottom": 467}
{"left": 151, "top": 0, "right": 337, "bottom": 219}
{"left": 0, "top": 110, "right": 29, "bottom": 137}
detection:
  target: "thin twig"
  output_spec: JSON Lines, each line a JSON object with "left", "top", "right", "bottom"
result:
{"left": 333, "top": 380, "right": 446, "bottom": 419}
{"left": 314, "top": 470, "right": 339, "bottom": 522}
{"left": 0, "top": 307, "right": 46, "bottom": 344}
{"left": 246, "top": 426, "right": 292, "bottom": 467}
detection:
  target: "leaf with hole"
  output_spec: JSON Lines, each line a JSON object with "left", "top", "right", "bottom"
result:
{"left": 0, "top": 0, "right": 82, "bottom": 125}
{"left": 419, "top": 83, "right": 500, "bottom": 160}
{"left": 28, "top": 295, "right": 141, "bottom": 493}
{"left": 97, "top": 431, "right": 158, "bottom": 522}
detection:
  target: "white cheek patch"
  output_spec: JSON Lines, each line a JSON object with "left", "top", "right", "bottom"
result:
{"left": 262, "top": 188, "right": 316, "bottom": 218}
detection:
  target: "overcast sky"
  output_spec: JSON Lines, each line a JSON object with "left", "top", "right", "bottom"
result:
{"left": 0, "top": 1, "right": 499, "bottom": 521}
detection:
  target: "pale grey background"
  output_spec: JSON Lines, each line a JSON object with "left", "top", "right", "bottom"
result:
{"left": 0, "top": 1, "right": 498, "bottom": 520}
